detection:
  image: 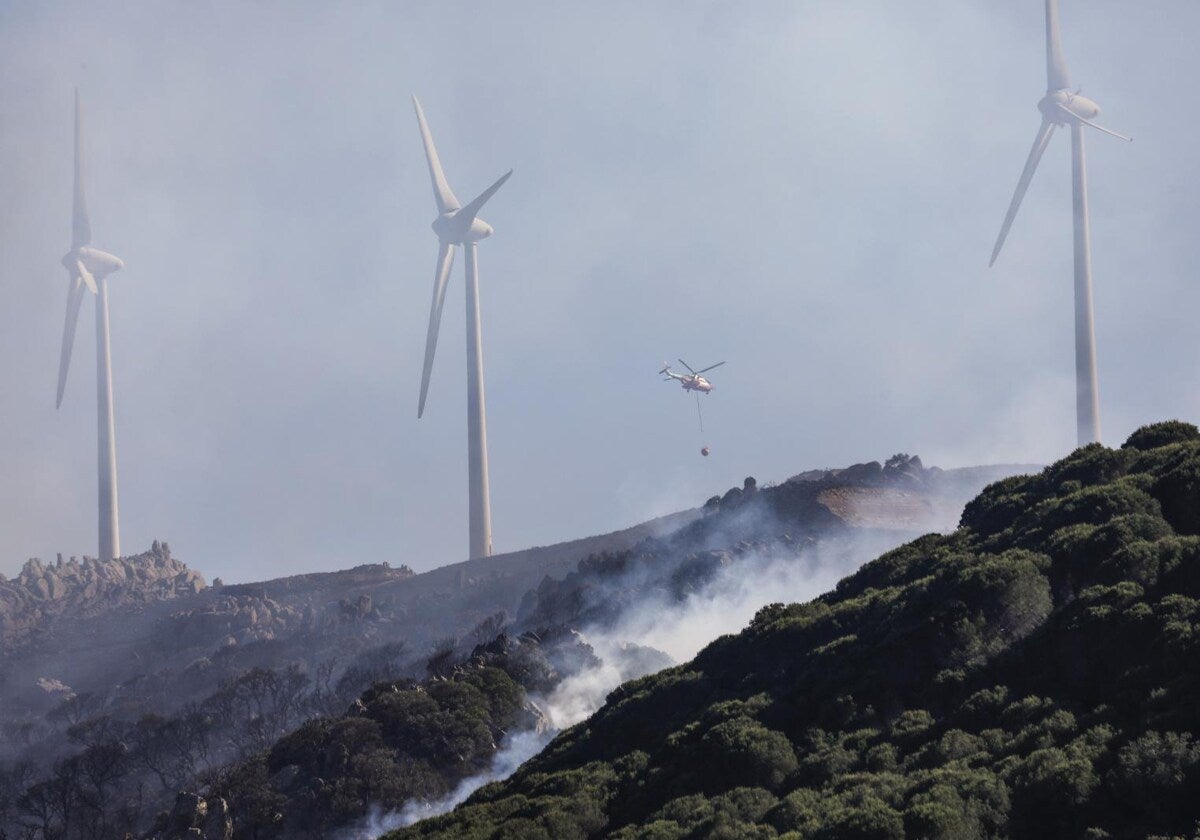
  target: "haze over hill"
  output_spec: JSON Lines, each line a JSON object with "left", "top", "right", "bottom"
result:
{"left": 0, "top": 452, "right": 1026, "bottom": 839}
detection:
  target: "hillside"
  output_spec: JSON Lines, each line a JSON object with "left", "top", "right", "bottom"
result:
{"left": 193, "top": 457, "right": 1032, "bottom": 839}
{"left": 393, "top": 422, "right": 1200, "bottom": 840}
{"left": 0, "top": 453, "right": 1023, "bottom": 839}
{"left": 0, "top": 506, "right": 698, "bottom": 740}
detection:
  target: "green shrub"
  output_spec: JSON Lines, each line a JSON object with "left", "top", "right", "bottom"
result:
{"left": 821, "top": 796, "right": 904, "bottom": 840}
{"left": 1108, "top": 731, "right": 1200, "bottom": 828}
{"left": 1122, "top": 422, "right": 1200, "bottom": 451}
{"left": 1151, "top": 452, "right": 1200, "bottom": 535}
{"left": 767, "top": 788, "right": 824, "bottom": 835}
{"left": 902, "top": 798, "right": 979, "bottom": 840}
{"left": 1007, "top": 747, "right": 1098, "bottom": 835}
{"left": 960, "top": 476, "right": 1038, "bottom": 537}
{"left": 1040, "top": 443, "right": 1132, "bottom": 492}
{"left": 699, "top": 718, "right": 799, "bottom": 792}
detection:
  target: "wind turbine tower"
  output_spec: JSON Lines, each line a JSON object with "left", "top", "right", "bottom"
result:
{"left": 412, "top": 96, "right": 512, "bottom": 559}
{"left": 990, "top": 0, "right": 1130, "bottom": 446}
{"left": 56, "top": 91, "right": 125, "bottom": 562}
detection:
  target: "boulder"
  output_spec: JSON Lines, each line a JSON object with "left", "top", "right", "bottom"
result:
{"left": 840, "top": 461, "right": 884, "bottom": 484}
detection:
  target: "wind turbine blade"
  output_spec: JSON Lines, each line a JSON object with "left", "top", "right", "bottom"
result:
{"left": 1045, "top": 0, "right": 1071, "bottom": 91}
{"left": 72, "top": 89, "right": 91, "bottom": 249}
{"left": 75, "top": 260, "right": 97, "bottom": 294}
{"left": 696, "top": 361, "right": 726, "bottom": 374}
{"left": 417, "top": 241, "right": 456, "bottom": 418}
{"left": 457, "top": 170, "right": 513, "bottom": 223}
{"left": 56, "top": 279, "right": 86, "bottom": 408}
{"left": 678, "top": 359, "right": 697, "bottom": 374}
{"left": 990, "top": 120, "right": 1057, "bottom": 267}
{"left": 1055, "top": 104, "right": 1132, "bottom": 141}
{"left": 412, "top": 96, "right": 460, "bottom": 214}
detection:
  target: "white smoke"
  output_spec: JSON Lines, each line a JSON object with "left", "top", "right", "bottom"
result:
{"left": 539, "top": 655, "right": 629, "bottom": 729}
{"left": 335, "top": 729, "right": 551, "bottom": 838}
{"left": 601, "top": 536, "right": 889, "bottom": 664}
{"left": 354, "top": 529, "right": 908, "bottom": 837}
{"left": 393, "top": 728, "right": 551, "bottom": 827}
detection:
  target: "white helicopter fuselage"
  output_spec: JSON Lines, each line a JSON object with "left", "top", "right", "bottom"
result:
{"left": 667, "top": 372, "right": 712, "bottom": 393}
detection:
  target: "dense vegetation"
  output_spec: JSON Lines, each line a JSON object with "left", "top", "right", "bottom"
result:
{"left": 394, "top": 422, "right": 1200, "bottom": 840}
{"left": 209, "top": 664, "right": 533, "bottom": 838}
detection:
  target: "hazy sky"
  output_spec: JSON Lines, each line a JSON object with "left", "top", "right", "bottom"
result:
{"left": 2, "top": 1, "right": 1198, "bottom": 583}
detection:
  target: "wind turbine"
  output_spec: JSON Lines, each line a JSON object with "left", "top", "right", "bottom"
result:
{"left": 989, "top": 0, "right": 1130, "bottom": 446}
{"left": 412, "top": 95, "right": 512, "bottom": 560}
{"left": 56, "top": 91, "right": 125, "bottom": 562}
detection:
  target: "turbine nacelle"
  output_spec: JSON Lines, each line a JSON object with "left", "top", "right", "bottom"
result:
{"left": 432, "top": 211, "right": 494, "bottom": 244}
{"left": 61, "top": 246, "right": 124, "bottom": 279}
{"left": 1039, "top": 89, "right": 1100, "bottom": 125}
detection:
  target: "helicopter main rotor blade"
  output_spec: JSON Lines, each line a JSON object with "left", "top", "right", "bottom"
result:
{"left": 678, "top": 359, "right": 697, "bottom": 374}
{"left": 696, "top": 361, "right": 725, "bottom": 374}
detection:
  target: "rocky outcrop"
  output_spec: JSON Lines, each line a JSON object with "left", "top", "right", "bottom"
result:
{"left": 162, "top": 592, "right": 303, "bottom": 650}
{"left": 777, "top": 455, "right": 1049, "bottom": 532}
{"left": 0, "top": 542, "right": 205, "bottom": 648}
{"left": 788, "top": 453, "right": 930, "bottom": 488}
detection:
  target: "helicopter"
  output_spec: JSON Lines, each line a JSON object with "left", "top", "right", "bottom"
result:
{"left": 660, "top": 359, "right": 725, "bottom": 394}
